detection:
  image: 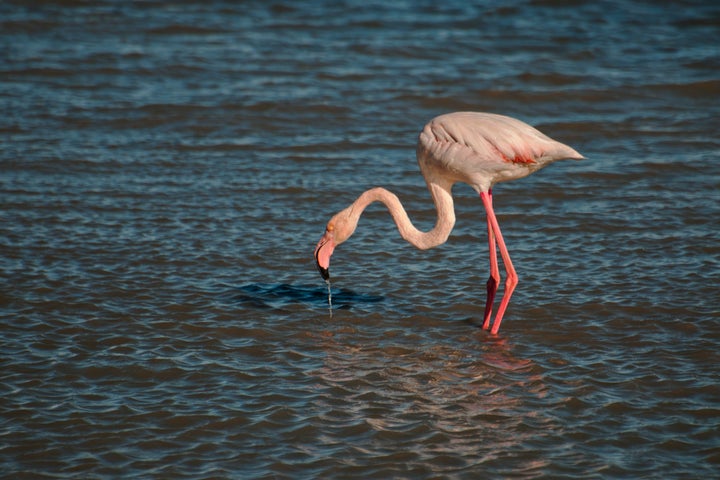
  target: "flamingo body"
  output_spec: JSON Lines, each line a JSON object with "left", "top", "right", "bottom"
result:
{"left": 417, "top": 112, "right": 583, "bottom": 192}
{"left": 314, "top": 112, "right": 583, "bottom": 334}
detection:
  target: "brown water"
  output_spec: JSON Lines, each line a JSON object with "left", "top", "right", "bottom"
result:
{"left": 2, "top": 1, "right": 719, "bottom": 478}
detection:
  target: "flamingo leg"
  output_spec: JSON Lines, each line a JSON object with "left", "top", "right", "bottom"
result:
{"left": 480, "top": 191, "right": 518, "bottom": 335}
{"left": 482, "top": 189, "right": 500, "bottom": 330}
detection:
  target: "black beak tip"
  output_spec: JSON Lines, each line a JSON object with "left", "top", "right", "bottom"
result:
{"left": 314, "top": 244, "right": 330, "bottom": 281}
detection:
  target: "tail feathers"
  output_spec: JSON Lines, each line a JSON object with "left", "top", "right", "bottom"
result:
{"left": 555, "top": 142, "right": 585, "bottom": 161}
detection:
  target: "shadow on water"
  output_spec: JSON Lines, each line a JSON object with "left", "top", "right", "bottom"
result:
{"left": 231, "top": 283, "right": 383, "bottom": 310}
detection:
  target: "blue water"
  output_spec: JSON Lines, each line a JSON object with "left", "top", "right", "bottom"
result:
{"left": 1, "top": 1, "right": 719, "bottom": 478}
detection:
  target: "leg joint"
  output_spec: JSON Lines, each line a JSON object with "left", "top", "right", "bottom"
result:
{"left": 505, "top": 273, "right": 518, "bottom": 290}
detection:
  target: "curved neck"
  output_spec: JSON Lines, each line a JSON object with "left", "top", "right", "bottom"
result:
{"left": 351, "top": 182, "right": 455, "bottom": 250}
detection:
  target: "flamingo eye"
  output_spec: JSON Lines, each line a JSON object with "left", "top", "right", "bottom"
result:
{"left": 326, "top": 224, "right": 334, "bottom": 232}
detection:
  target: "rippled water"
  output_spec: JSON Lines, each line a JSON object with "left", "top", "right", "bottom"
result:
{"left": 2, "top": 1, "right": 719, "bottom": 478}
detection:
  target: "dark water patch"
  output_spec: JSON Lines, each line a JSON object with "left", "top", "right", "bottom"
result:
{"left": 146, "top": 24, "right": 227, "bottom": 36}
{"left": 231, "top": 283, "right": 383, "bottom": 311}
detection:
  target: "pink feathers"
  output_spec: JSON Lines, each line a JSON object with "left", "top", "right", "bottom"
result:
{"left": 418, "top": 112, "right": 582, "bottom": 191}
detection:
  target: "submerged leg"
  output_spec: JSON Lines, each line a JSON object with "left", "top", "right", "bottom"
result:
{"left": 480, "top": 191, "right": 518, "bottom": 335}
{"left": 482, "top": 189, "right": 500, "bottom": 330}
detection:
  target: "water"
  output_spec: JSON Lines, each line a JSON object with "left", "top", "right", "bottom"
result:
{"left": 1, "top": 1, "right": 718, "bottom": 478}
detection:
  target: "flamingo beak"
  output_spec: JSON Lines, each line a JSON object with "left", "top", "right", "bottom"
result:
{"left": 314, "top": 231, "right": 335, "bottom": 281}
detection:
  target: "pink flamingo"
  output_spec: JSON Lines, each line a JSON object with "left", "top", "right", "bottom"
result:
{"left": 314, "top": 112, "right": 584, "bottom": 334}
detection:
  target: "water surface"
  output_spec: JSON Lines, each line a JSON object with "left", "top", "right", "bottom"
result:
{"left": 1, "top": 1, "right": 719, "bottom": 478}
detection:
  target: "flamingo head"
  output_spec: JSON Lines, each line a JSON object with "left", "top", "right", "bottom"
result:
{"left": 314, "top": 207, "right": 357, "bottom": 281}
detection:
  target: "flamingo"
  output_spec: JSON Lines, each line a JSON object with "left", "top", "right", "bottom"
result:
{"left": 313, "top": 112, "right": 584, "bottom": 334}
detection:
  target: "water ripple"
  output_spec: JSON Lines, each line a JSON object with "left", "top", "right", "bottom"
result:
{"left": 2, "top": 0, "right": 719, "bottom": 478}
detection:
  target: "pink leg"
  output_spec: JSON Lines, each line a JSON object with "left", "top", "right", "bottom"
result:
{"left": 482, "top": 190, "right": 500, "bottom": 330}
{"left": 480, "top": 191, "right": 518, "bottom": 335}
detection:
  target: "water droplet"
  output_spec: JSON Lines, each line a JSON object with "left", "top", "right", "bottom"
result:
{"left": 325, "top": 279, "right": 333, "bottom": 317}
